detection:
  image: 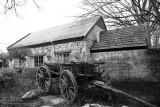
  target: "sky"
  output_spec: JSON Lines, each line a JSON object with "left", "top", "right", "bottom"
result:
{"left": 0, "top": 0, "right": 83, "bottom": 53}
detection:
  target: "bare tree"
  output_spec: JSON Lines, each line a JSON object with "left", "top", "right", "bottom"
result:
{"left": 80, "top": 0, "right": 160, "bottom": 47}
{"left": 80, "top": 0, "right": 156, "bottom": 27}
{"left": 131, "top": 0, "right": 160, "bottom": 48}
{"left": 132, "top": 0, "right": 160, "bottom": 22}
{"left": 0, "top": 0, "right": 40, "bottom": 16}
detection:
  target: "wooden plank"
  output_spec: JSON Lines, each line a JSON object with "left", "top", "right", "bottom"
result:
{"left": 92, "top": 81, "right": 157, "bottom": 107}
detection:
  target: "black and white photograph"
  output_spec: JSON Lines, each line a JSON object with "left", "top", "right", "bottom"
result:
{"left": 0, "top": 0, "right": 160, "bottom": 107}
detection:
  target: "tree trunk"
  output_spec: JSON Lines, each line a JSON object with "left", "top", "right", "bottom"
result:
{"left": 144, "top": 22, "right": 151, "bottom": 48}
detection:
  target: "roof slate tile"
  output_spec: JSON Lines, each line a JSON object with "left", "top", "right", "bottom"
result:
{"left": 91, "top": 25, "right": 147, "bottom": 51}
{"left": 8, "top": 16, "right": 102, "bottom": 49}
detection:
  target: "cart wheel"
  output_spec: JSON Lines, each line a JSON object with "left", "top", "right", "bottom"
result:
{"left": 59, "top": 70, "right": 78, "bottom": 104}
{"left": 36, "top": 65, "right": 52, "bottom": 93}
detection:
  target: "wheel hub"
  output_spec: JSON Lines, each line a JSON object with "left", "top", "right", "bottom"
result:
{"left": 39, "top": 77, "right": 45, "bottom": 83}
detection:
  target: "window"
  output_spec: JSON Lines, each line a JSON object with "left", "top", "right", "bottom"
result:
{"left": 55, "top": 53, "right": 70, "bottom": 63}
{"left": 19, "top": 57, "right": 25, "bottom": 67}
{"left": 34, "top": 56, "right": 44, "bottom": 67}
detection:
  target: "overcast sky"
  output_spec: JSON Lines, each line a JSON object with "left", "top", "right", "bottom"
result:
{"left": 0, "top": 0, "right": 83, "bottom": 52}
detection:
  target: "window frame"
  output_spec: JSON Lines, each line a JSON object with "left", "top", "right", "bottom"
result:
{"left": 34, "top": 55, "right": 44, "bottom": 67}
{"left": 55, "top": 52, "right": 70, "bottom": 63}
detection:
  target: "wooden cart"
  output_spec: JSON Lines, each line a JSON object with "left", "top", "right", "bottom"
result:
{"left": 36, "top": 61, "right": 110, "bottom": 104}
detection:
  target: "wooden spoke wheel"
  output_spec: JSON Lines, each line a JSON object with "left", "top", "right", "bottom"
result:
{"left": 36, "top": 65, "right": 52, "bottom": 93}
{"left": 59, "top": 70, "right": 78, "bottom": 104}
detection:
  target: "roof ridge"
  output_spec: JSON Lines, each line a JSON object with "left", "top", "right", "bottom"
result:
{"left": 8, "top": 15, "right": 102, "bottom": 49}
{"left": 32, "top": 16, "right": 101, "bottom": 34}
{"left": 108, "top": 24, "right": 145, "bottom": 32}
{"left": 83, "top": 15, "right": 102, "bottom": 37}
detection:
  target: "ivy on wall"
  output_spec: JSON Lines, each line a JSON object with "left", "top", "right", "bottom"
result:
{"left": 9, "top": 48, "right": 31, "bottom": 61}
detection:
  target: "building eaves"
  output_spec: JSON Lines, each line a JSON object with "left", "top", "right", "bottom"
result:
{"left": 7, "top": 33, "right": 31, "bottom": 50}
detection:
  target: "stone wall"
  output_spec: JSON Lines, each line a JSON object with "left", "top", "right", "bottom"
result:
{"left": 54, "top": 41, "right": 88, "bottom": 62}
{"left": 30, "top": 45, "right": 54, "bottom": 63}
{"left": 91, "top": 49, "right": 160, "bottom": 82}
{"left": 28, "top": 40, "right": 88, "bottom": 67}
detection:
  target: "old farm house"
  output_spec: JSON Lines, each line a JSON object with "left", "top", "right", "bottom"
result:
{"left": 8, "top": 16, "right": 106, "bottom": 68}
{"left": 7, "top": 16, "right": 160, "bottom": 81}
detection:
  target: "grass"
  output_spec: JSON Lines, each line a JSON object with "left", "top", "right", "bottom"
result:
{"left": 0, "top": 68, "right": 44, "bottom": 107}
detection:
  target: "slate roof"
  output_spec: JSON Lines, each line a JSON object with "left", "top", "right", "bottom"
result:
{"left": 91, "top": 25, "right": 147, "bottom": 51}
{"left": 8, "top": 16, "right": 103, "bottom": 49}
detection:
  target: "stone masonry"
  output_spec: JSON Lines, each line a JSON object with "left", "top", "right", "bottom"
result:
{"left": 29, "top": 40, "right": 89, "bottom": 64}
{"left": 91, "top": 49, "right": 160, "bottom": 82}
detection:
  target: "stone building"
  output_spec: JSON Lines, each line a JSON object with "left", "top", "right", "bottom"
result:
{"left": 91, "top": 26, "right": 160, "bottom": 81}
{"left": 7, "top": 16, "right": 106, "bottom": 68}
{"left": 7, "top": 16, "right": 160, "bottom": 81}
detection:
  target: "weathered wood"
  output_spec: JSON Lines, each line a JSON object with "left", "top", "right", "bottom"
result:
{"left": 92, "top": 80, "right": 157, "bottom": 107}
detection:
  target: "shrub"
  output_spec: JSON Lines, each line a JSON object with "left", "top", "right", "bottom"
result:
{"left": 17, "top": 68, "right": 38, "bottom": 91}
{"left": 0, "top": 68, "right": 16, "bottom": 88}
{"left": 0, "top": 68, "right": 38, "bottom": 91}
{"left": 0, "top": 68, "right": 41, "bottom": 107}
